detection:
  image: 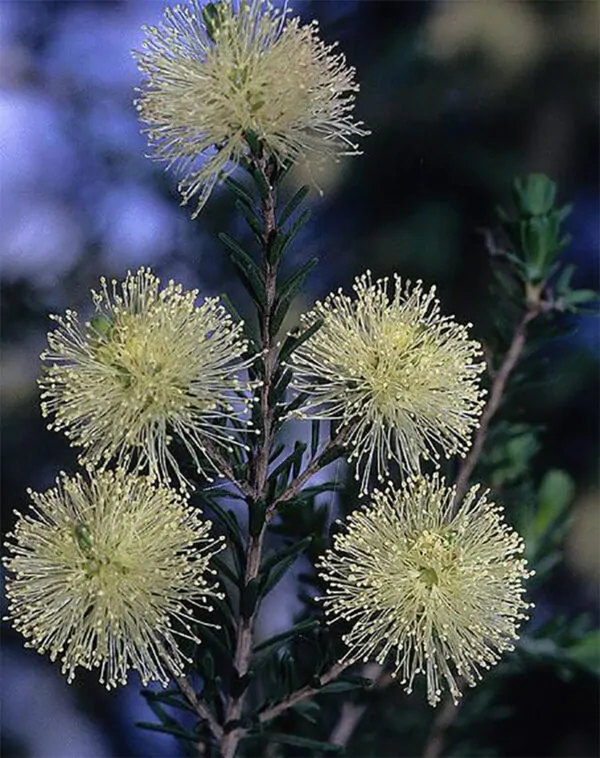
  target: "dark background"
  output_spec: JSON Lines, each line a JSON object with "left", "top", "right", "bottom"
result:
{"left": 1, "top": 1, "right": 598, "bottom": 756}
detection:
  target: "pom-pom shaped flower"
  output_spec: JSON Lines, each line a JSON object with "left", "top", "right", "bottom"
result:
{"left": 290, "top": 272, "right": 486, "bottom": 493}
{"left": 134, "top": 0, "right": 368, "bottom": 216}
{"left": 40, "top": 268, "right": 255, "bottom": 487}
{"left": 3, "top": 467, "right": 225, "bottom": 688}
{"left": 318, "top": 474, "right": 533, "bottom": 706}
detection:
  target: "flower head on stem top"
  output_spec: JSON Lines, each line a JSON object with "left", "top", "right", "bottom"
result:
{"left": 134, "top": 0, "right": 368, "bottom": 216}
{"left": 318, "top": 474, "right": 533, "bottom": 706}
{"left": 40, "top": 268, "right": 255, "bottom": 488}
{"left": 289, "top": 271, "right": 486, "bottom": 493}
{"left": 3, "top": 467, "right": 225, "bottom": 689}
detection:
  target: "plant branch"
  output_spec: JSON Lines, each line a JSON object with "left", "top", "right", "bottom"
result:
{"left": 258, "top": 661, "right": 350, "bottom": 724}
{"left": 421, "top": 301, "right": 541, "bottom": 758}
{"left": 172, "top": 672, "right": 223, "bottom": 741}
{"left": 220, "top": 157, "right": 279, "bottom": 758}
{"left": 205, "top": 443, "right": 256, "bottom": 499}
{"left": 454, "top": 305, "right": 538, "bottom": 502}
{"left": 268, "top": 432, "right": 347, "bottom": 514}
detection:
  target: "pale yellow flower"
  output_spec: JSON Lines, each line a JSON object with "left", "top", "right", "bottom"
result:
{"left": 3, "top": 467, "right": 225, "bottom": 688}
{"left": 134, "top": 0, "right": 368, "bottom": 216}
{"left": 290, "top": 272, "right": 486, "bottom": 493}
{"left": 319, "top": 474, "right": 533, "bottom": 706}
{"left": 40, "top": 268, "right": 255, "bottom": 488}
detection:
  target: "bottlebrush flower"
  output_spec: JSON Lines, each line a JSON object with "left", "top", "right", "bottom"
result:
{"left": 318, "top": 474, "right": 533, "bottom": 706}
{"left": 3, "top": 468, "right": 225, "bottom": 688}
{"left": 134, "top": 0, "right": 368, "bottom": 216}
{"left": 289, "top": 272, "right": 486, "bottom": 493}
{"left": 40, "top": 268, "right": 255, "bottom": 488}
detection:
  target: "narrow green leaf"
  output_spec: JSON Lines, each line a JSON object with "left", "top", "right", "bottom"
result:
{"left": 279, "top": 319, "right": 323, "bottom": 363}
{"left": 272, "top": 209, "right": 312, "bottom": 261}
{"left": 562, "top": 289, "right": 599, "bottom": 308}
{"left": 142, "top": 690, "right": 193, "bottom": 714}
{"left": 249, "top": 499, "right": 266, "bottom": 538}
{"left": 248, "top": 161, "right": 270, "bottom": 197}
{"left": 204, "top": 498, "right": 245, "bottom": 572}
{"left": 276, "top": 256, "right": 318, "bottom": 304}
{"left": 555, "top": 264, "right": 576, "bottom": 295}
{"left": 212, "top": 592, "right": 238, "bottom": 631}
{"left": 269, "top": 442, "right": 285, "bottom": 463}
{"left": 311, "top": 420, "right": 320, "bottom": 458}
{"left": 219, "top": 232, "right": 267, "bottom": 309}
{"left": 244, "top": 130, "right": 263, "bottom": 159}
{"left": 281, "top": 392, "right": 309, "bottom": 420}
{"left": 253, "top": 618, "right": 320, "bottom": 655}
{"left": 219, "top": 292, "right": 258, "bottom": 350}
{"left": 318, "top": 681, "right": 365, "bottom": 694}
{"left": 212, "top": 554, "right": 240, "bottom": 587}
{"left": 290, "top": 699, "right": 321, "bottom": 725}
{"left": 302, "top": 481, "right": 346, "bottom": 497}
{"left": 319, "top": 675, "right": 374, "bottom": 694}
{"left": 235, "top": 199, "right": 263, "bottom": 241}
{"left": 198, "top": 623, "right": 233, "bottom": 659}
{"left": 267, "top": 732, "right": 343, "bottom": 753}
{"left": 268, "top": 442, "right": 305, "bottom": 485}
{"left": 224, "top": 176, "right": 255, "bottom": 207}
{"left": 536, "top": 469, "right": 574, "bottom": 539}
{"left": 259, "top": 538, "right": 312, "bottom": 598}
{"left": 279, "top": 185, "right": 310, "bottom": 227}
{"left": 271, "top": 257, "right": 319, "bottom": 336}
{"left": 270, "top": 368, "right": 293, "bottom": 406}
{"left": 291, "top": 440, "right": 306, "bottom": 479}
{"left": 261, "top": 536, "right": 313, "bottom": 575}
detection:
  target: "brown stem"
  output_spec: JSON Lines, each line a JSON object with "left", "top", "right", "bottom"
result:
{"left": 172, "top": 672, "right": 223, "bottom": 742}
{"left": 258, "top": 661, "right": 350, "bottom": 724}
{"left": 219, "top": 158, "right": 279, "bottom": 758}
{"left": 268, "top": 432, "right": 347, "bottom": 514}
{"left": 454, "top": 307, "right": 537, "bottom": 502}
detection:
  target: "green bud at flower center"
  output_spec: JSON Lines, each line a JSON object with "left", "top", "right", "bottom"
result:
{"left": 74, "top": 522, "right": 94, "bottom": 555}
{"left": 418, "top": 566, "right": 439, "bottom": 588}
{"left": 89, "top": 314, "right": 114, "bottom": 341}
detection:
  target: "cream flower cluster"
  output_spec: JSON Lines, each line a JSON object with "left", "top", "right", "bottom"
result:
{"left": 318, "top": 475, "right": 533, "bottom": 706}
{"left": 40, "top": 267, "right": 255, "bottom": 488}
{"left": 5, "top": 267, "right": 254, "bottom": 687}
{"left": 291, "top": 273, "right": 532, "bottom": 705}
{"left": 290, "top": 271, "right": 486, "bottom": 493}
{"left": 4, "top": 0, "right": 534, "bottom": 709}
{"left": 135, "top": 0, "right": 368, "bottom": 216}
{"left": 4, "top": 468, "right": 224, "bottom": 689}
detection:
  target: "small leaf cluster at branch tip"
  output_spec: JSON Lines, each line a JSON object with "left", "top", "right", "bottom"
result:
{"left": 289, "top": 271, "right": 486, "bottom": 493}
{"left": 3, "top": 468, "right": 224, "bottom": 689}
{"left": 318, "top": 474, "right": 534, "bottom": 707}
{"left": 497, "top": 173, "right": 572, "bottom": 287}
{"left": 134, "top": 0, "right": 369, "bottom": 216}
{"left": 39, "top": 268, "right": 257, "bottom": 489}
